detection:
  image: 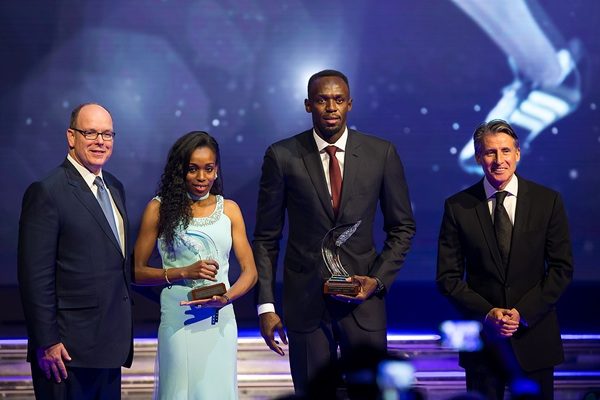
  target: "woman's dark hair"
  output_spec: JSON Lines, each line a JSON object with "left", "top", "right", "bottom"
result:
{"left": 156, "top": 131, "right": 223, "bottom": 247}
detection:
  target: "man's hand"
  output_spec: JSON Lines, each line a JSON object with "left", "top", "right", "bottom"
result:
{"left": 503, "top": 308, "right": 521, "bottom": 334}
{"left": 36, "top": 343, "right": 71, "bottom": 383}
{"left": 259, "top": 312, "right": 287, "bottom": 356}
{"left": 485, "top": 307, "right": 520, "bottom": 338}
{"left": 332, "top": 275, "right": 378, "bottom": 304}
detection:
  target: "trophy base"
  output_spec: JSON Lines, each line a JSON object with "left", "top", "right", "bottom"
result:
{"left": 190, "top": 283, "right": 226, "bottom": 300}
{"left": 323, "top": 278, "right": 360, "bottom": 296}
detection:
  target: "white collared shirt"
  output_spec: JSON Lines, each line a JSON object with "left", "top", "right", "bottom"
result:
{"left": 483, "top": 174, "right": 519, "bottom": 224}
{"left": 313, "top": 127, "right": 348, "bottom": 197}
{"left": 67, "top": 154, "right": 125, "bottom": 254}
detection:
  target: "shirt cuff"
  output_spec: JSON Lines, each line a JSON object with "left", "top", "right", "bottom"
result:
{"left": 257, "top": 303, "right": 275, "bottom": 315}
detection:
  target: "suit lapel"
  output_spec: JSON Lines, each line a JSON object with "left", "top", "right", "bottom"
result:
{"left": 337, "top": 130, "right": 360, "bottom": 220}
{"left": 298, "top": 131, "right": 336, "bottom": 221}
{"left": 473, "top": 182, "right": 506, "bottom": 280}
{"left": 62, "top": 160, "right": 123, "bottom": 255}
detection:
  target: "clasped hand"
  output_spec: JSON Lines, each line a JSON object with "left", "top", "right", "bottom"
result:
{"left": 485, "top": 307, "right": 521, "bottom": 337}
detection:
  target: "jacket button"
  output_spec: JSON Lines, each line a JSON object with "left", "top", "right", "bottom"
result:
{"left": 123, "top": 296, "right": 129, "bottom": 301}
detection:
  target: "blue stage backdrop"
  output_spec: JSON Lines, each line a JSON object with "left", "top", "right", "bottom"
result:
{"left": 1, "top": 1, "right": 599, "bottom": 330}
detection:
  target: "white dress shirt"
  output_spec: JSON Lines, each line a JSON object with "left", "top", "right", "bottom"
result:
{"left": 312, "top": 128, "right": 348, "bottom": 198}
{"left": 483, "top": 174, "right": 519, "bottom": 224}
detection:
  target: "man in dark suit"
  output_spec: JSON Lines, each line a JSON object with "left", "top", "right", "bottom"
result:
{"left": 436, "top": 119, "right": 573, "bottom": 399}
{"left": 253, "top": 69, "right": 416, "bottom": 394}
{"left": 18, "top": 103, "right": 133, "bottom": 399}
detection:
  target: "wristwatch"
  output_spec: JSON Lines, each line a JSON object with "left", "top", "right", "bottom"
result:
{"left": 374, "top": 277, "right": 385, "bottom": 294}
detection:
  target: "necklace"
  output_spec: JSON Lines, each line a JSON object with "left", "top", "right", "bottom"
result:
{"left": 188, "top": 192, "right": 210, "bottom": 202}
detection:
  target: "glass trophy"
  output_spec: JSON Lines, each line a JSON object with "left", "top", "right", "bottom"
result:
{"left": 185, "top": 230, "right": 226, "bottom": 301}
{"left": 321, "top": 220, "right": 361, "bottom": 296}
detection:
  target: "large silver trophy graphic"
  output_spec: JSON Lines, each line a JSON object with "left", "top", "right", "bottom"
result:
{"left": 321, "top": 220, "right": 361, "bottom": 296}
{"left": 186, "top": 230, "right": 226, "bottom": 301}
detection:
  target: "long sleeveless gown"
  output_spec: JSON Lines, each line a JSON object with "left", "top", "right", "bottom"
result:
{"left": 154, "top": 195, "right": 238, "bottom": 400}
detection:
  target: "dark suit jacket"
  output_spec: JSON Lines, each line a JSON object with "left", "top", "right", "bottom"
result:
{"left": 253, "top": 129, "right": 416, "bottom": 333}
{"left": 18, "top": 159, "right": 133, "bottom": 369}
{"left": 436, "top": 176, "right": 573, "bottom": 371}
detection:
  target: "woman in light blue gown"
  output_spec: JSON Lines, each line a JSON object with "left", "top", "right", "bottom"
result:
{"left": 134, "top": 131, "right": 257, "bottom": 399}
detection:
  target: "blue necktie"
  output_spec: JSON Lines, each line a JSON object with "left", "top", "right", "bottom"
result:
{"left": 94, "top": 176, "right": 121, "bottom": 246}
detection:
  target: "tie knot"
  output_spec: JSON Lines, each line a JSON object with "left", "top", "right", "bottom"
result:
{"left": 94, "top": 176, "right": 106, "bottom": 190}
{"left": 324, "top": 145, "right": 338, "bottom": 157}
{"left": 495, "top": 191, "right": 508, "bottom": 204}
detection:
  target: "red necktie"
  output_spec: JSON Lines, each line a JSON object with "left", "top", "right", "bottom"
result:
{"left": 325, "top": 146, "right": 342, "bottom": 216}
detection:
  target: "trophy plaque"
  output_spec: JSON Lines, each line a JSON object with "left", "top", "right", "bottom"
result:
{"left": 322, "top": 221, "right": 362, "bottom": 296}
{"left": 185, "top": 231, "right": 227, "bottom": 301}
{"left": 190, "top": 282, "right": 226, "bottom": 301}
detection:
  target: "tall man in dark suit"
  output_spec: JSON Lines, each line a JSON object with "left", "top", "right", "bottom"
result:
{"left": 18, "top": 103, "right": 133, "bottom": 399}
{"left": 436, "top": 119, "right": 573, "bottom": 399}
{"left": 253, "top": 69, "right": 416, "bottom": 394}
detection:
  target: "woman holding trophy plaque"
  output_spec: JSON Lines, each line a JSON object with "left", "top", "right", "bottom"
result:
{"left": 134, "top": 131, "right": 257, "bottom": 399}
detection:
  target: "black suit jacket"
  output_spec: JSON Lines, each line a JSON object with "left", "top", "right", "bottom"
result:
{"left": 436, "top": 176, "right": 573, "bottom": 371}
{"left": 253, "top": 129, "right": 416, "bottom": 332}
{"left": 18, "top": 159, "right": 133, "bottom": 368}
